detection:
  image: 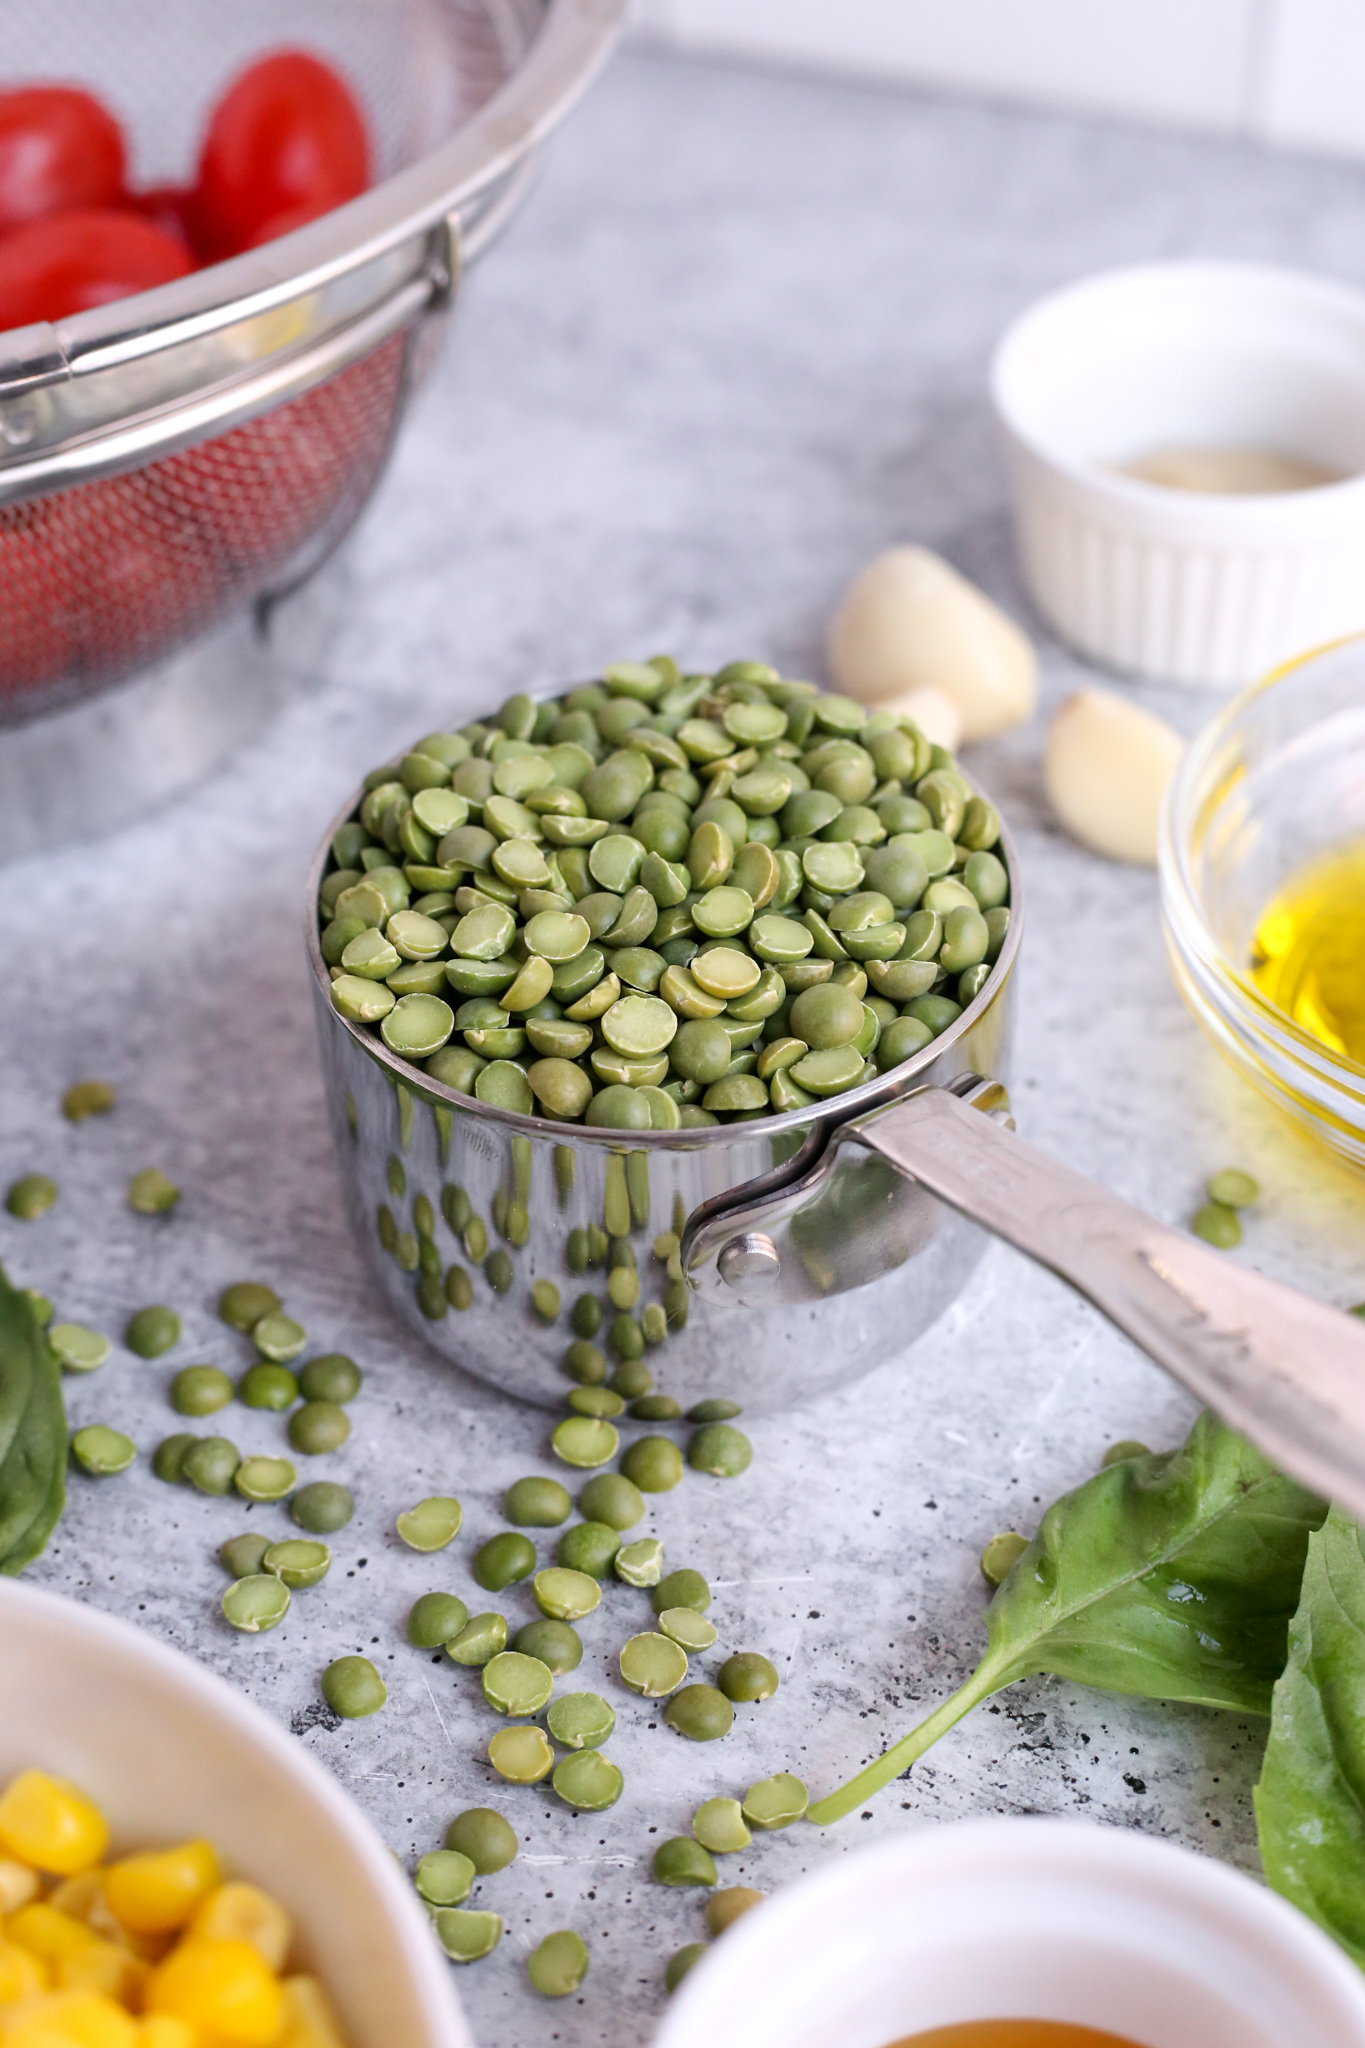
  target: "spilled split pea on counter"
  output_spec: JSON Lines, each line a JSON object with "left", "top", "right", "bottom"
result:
{"left": 318, "top": 656, "right": 1012, "bottom": 1125}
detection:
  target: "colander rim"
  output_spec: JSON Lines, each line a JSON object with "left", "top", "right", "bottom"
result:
{"left": 0, "top": 0, "right": 624, "bottom": 389}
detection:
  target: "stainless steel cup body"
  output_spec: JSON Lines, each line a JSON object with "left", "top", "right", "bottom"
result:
{"left": 308, "top": 738, "right": 1365, "bottom": 1506}
{"left": 307, "top": 825, "right": 1022, "bottom": 1415}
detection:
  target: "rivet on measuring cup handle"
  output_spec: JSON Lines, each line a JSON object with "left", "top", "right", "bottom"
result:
{"left": 718, "top": 1233, "right": 781, "bottom": 1287}
{"left": 961, "top": 1077, "right": 1014, "bottom": 1131}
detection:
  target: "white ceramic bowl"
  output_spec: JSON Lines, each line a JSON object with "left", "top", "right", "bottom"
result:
{"left": 991, "top": 262, "right": 1365, "bottom": 687}
{"left": 654, "top": 1817, "right": 1365, "bottom": 2048}
{"left": 0, "top": 1579, "right": 471, "bottom": 2048}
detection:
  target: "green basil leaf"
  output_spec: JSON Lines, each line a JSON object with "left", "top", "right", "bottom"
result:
{"left": 0, "top": 1264, "right": 66, "bottom": 1574}
{"left": 809, "top": 1411, "right": 1326, "bottom": 1826}
{"left": 1255, "top": 1506, "right": 1365, "bottom": 1966}
{"left": 0, "top": 1284, "right": 34, "bottom": 1472}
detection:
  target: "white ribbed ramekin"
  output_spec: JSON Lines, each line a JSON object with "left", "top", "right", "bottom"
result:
{"left": 991, "top": 263, "right": 1365, "bottom": 688}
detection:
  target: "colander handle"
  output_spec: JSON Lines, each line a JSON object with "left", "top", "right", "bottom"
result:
{"left": 691, "top": 1083, "right": 1365, "bottom": 1514}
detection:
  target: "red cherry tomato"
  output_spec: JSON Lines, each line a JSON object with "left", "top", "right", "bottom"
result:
{"left": 129, "top": 184, "right": 198, "bottom": 255}
{"left": 194, "top": 51, "right": 369, "bottom": 260}
{"left": 241, "top": 199, "right": 330, "bottom": 251}
{"left": 0, "top": 209, "right": 192, "bottom": 329}
{"left": 0, "top": 87, "right": 126, "bottom": 236}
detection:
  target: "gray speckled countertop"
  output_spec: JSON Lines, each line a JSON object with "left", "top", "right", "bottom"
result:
{"left": 7, "top": 46, "right": 1365, "bottom": 2048}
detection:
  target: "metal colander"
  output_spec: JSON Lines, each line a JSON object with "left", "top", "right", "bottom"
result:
{"left": 0, "top": 336, "right": 410, "bottom": 712}
{"left": 0, "top": 0, "right": 622, "bottom": 726}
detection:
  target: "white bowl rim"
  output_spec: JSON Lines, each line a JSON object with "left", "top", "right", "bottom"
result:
{"left": 655, "top": 1813, "right": 1365, "bottom": 2046}
{"left": 989, "top": 258, "right": 1365, "bottom": 509}
{"left": 0, "top": 1576, "right": 465, "bottom": 2040}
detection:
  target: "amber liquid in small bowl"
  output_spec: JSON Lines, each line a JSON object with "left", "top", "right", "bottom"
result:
{"left": 885, "top": 2026, "right": 1139, "bottom": 2047}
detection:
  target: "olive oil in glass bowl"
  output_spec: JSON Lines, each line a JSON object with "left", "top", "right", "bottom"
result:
{"left": 1160, "top": 634, "right": 1365, "bottom": 1165}
{"left": 1250, "top": 840, "right": 1365, "bottom": 1064}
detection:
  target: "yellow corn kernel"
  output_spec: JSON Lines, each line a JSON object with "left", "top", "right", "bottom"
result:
{"left": 0, "top": 1939, "right": 48, "bottom": 2005}
{"left": 45, "top": 1885, "right": 169, "bottom": 1969}
{"left": 186, "top": 1890, "right": 288, "bottom": 1976}
{"left": 45, "top": 1880, "right": 124, "bottom": 1954}
{"left": 132, "top": 2023, "right": 197, "bottom": 2048}
{"left": 0, "top": 1866, "right": 40, "bottom": 1918}
{"left": 113, "top": 1936, "right": 171, "bottom": 1973}
{"left": 5, "top": 1908, "right": 98, "bottom": 1967}
{"left": 43, "top": 1880, "right": 102, "bottom": 1928}
{"left": 46, "top": 1881, "right": 171, "bottom": 1966}
{"left": 54, "top": 1943, "right": 147, "bottom": 2010}
{"left": 276, "top": 1977, "right": 347, "bottom": 2048}
{"left": 145, "top": 1941, "right": 282, "bottom": 2047}
{"left": 103, "top": 1850, "right": 220, "bottom": 1941}
{"left": 0, "top": 1987, "right": 139, "bottom": 2046}
{"left": 0, "top": 1778, "right": 109, "bottom": 1879}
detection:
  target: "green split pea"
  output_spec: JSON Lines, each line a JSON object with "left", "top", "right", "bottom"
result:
{"left": 319, "top": 659, "right": 1010, "bottom": 1130}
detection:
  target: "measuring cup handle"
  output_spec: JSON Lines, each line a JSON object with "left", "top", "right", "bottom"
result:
{"left": 855, "top": 1086, "right": 1365, "bottom": 1514}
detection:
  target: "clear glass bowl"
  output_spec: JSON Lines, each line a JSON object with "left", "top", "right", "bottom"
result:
{"left": 1159, "top": 634, "right": 1365, "bottom": 1166}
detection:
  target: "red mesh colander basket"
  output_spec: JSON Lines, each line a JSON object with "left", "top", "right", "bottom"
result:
{"left": 0, "top": 0, "right": 621, "bottom": 727}
{"left": 0, "top": 335, "right": 407, "bottom": 717}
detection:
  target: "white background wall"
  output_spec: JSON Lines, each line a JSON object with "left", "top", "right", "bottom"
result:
{"left": 629, "top": 0, "right": 1365, "bottom": 161}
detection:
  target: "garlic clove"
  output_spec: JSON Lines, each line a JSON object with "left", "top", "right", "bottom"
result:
{"left": 828, "top": 545, "right": 1038, "bottom": 742}
{"left": 1044, "top": 686, "right": 1183, "bottom": 865}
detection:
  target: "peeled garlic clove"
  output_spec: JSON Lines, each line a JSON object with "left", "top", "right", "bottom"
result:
{"left": 828, "top": 545, "right": 1038, "bottom": 742}
{"left": 1044, "top": 687, "right": 1183, "bottom": 865}
{"left": 869, "top": 684, "right": 962, "bottom": 752}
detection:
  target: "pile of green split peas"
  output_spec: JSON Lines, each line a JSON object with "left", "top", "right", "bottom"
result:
{"left": 164, "top": 1284, "right": 364, "bottom": 1633}
{"left": 41, "top": 1261, "right": 366, "bottom": 1652}
{"left": 382, "top": 1419, "right": 790, "bottom": 1994}
{"left": 6, "top": 1076, "right": 790, "bottom": 2001}
{"left": 317, "top": 658, "right": 1012, "bottom": 1124}
{"left": 53, "top": 1264, "right": 364, "bottom": 1607}
{"left": 405, "top": 1807, "right": 596, "bottom": 1990}
{"left": 5, "top": 1104, "right": 363, "bottom": 1583}
{"left": 65, "top": 1240, "right": 780, "bottom": 1992}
